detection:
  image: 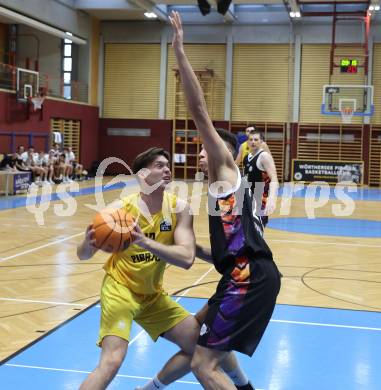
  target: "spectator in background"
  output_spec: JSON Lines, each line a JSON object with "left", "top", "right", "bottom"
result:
{"left": 50, "top": 143, "right": 61, "bottom": 159}
{"left": 0, "top": 153, "right": 18, "bottom": 171}
{"left": 45, "top": 150, "right": 56, "bottom": 184}
{"left": 36, "top": 151, "right": 55, "bottom": 184}
{"left": 16, "top": 145, "right": 25, "bottom": 161}
{"left": 15, "top": 147, "right": 31, "bottom": 174}
{"left": 65, "top": 146, "right": 84, "bottom": 180}
{"left": 24, "top": 146, "right": 45, "bottom": 184}
{"left": 58, "top": 152, "right": 73, "bottom": 183}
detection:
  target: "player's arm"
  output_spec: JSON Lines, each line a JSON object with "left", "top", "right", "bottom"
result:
{"left": 234, "top": 144, "right": 243, "bottom": 166}
{"left": 132, "top": 202, "right": 196, "bottom": 269}
{"left": 170, "top": 11, "right": 236, "bottom": 186}
{"left": 261, "top": 152, "right": 279, "bottom": 215}
{"left": 196, "top": 244, "right": 213, "bottom": 264}
{"left": 77, "top": 225, "right": 98, "bottom": 260}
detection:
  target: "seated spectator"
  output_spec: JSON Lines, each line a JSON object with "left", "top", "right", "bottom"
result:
{"left": 16, "top": 145, "right": 25, "bottom": 161}
{"left": 44, "top": 150, "right": 56, "bottom": 184}
{"left": 36, "top": 151, "right": 54, "bottom": 184}
{"left": 24, "top": 146, "right": 45, "bottom": 184}
{"left": 54, "top": 153, "right": 73, "bottom": 183}
{"left": 15, "top": 148, "right": 32, "bottom": 174}
{"left": 50, "top": 143, "right": 61, "bottom": 159}
{"left": 65, "top": 146, "right": 84, "bottom": 180}
{"left": 0, "top": 153, "right": 18, "bottom": 171}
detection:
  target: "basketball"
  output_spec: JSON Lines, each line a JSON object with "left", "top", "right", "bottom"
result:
{"left": 192, "top": 136, "right": 199, "bottom": 143}
{"left": 92, "top": 208, "right": 135, "bottom": 253}
{"left": 175, "top": 136, "right": 181, "bottom": 142}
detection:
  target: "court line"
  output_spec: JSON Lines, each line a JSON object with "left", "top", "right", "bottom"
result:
{"left": 0, "top": 188, "right": 207, "bottom": 264}
{"left": 3, "top": 364, "right": 201, "bottom": 385}
{"left": 129, "top": 265, "right": 215, "bottom": 346}
{"left": 1, "top": 296, "right": 380, "bottom": 332}
{"left": 270, "top": 319, "right": 381, "bottom": 331}
{"left": 0, "top": 232, "right": 84, "bottom": 263}
{"left": 0, "top": 297, "right": 88, "bottom": 307}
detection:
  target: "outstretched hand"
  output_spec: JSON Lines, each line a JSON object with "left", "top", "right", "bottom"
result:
{"left": 169, "top": 11, "right": 183, "bottom": 51}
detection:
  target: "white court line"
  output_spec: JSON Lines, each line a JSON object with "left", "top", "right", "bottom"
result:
{"left": 129, "top": 265, "right": 215, "bottom": 346}
{"left": 0, "top": 297, "right": 88, "bottom": 307}
{"left": 270, "top": 238, "right": 381, "bottom": 248}
{"left": 1, "top": 297, "right": 379, "bottom": 332}
{"left": 0, "top": 232, "right": 84, "bottom": 263}
{"left": 3, "top": 364, "right": 200, "bottom": 385}
{"left": 270, "top": 319, "right": 381, "bottom": 331}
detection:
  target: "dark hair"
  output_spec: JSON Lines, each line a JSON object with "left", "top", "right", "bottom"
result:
{"left": 132, "top": 147, "right": 170, "bottom": 174}
{"left": 215, "top": 128, "right": 238, "bottom": 158}
{"left": 248, "top": 129, "right": 264, "bottom": 141}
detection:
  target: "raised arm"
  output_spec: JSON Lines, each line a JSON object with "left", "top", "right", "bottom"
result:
{"left": 132, "top": 201, "right": 196, "bottom": 269}
{"left": 170, "top": 11, "right": 236, "bottom": 186}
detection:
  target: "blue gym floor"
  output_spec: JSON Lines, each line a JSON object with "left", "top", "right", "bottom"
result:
{"left": 1, "top": 297, "right": 381, "bottom": 390}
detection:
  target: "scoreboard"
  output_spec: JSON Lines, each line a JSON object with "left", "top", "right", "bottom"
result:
{"left": 340, "top": 59, "right": 358, "bottom": 73}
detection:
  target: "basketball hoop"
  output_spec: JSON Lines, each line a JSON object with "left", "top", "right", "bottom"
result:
{"left": 30, "top": 95, "right": 45, "bottom": 111}
{"left": 340, "top": 107, "right": 354, "bottom": 124}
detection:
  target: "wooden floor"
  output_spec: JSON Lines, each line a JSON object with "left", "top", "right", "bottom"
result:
{"left": 0, "top": 177, "right": 380, "bottom": 361}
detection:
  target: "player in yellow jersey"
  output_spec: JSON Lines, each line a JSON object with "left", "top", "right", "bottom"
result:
{"left": 234, "top": 125, "right": 252, "bottom": 166}
{"left": 77, "top": 147, "right": 199, "bottom": 390}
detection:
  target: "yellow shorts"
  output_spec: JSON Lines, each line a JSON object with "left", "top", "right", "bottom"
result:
{"left": 97, "top": 274, "right": 190, "bottom": 346}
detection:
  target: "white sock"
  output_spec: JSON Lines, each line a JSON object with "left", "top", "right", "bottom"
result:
{"left": 226, "top": 367, "right": 249, "bottom": 386}
{"left": 137, "top": 375, "right": 166, "bottom": 390}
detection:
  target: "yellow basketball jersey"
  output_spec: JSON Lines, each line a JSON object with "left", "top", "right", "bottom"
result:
{"left": 241, "top": 141, "right": 250, "bottom": 163}
{"left": 103, "top": 192, "right": 177, "bottom": 294}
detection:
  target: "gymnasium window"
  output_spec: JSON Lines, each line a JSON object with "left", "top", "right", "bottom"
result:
{"left": 62, "top": 35, "right": 78, "bottom": 100}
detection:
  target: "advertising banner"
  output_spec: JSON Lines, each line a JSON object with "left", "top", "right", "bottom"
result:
{"left": 292, "top": 160, "right": 363, "bottom": 184}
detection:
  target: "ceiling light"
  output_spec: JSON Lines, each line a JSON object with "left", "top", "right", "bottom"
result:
{"left": 290, "top": 11, "right": 296, "bottom": 17}
{"left": 144, "top": 12, "right": 158, "bottom": 19}
{"left": 369, "top": 5, "right": 375, "bottom": 10}
{"left": 375, "top": 5, "right": 380, "bottom": 10}
{"left": 295, "top": 11, "right": 301, "bottom": 17}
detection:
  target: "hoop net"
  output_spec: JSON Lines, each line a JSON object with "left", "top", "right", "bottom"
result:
{"left": 340, "top": 107, "right": 354, "bottom": 124}
{"left": 30, "top": 96, "right": 45, "bottom": 111}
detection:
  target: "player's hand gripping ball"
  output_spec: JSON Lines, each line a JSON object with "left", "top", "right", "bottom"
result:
{"left": 92, "top": 208, "right": 135, "bottom": 253}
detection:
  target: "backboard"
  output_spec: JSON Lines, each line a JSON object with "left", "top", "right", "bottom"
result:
{"left": 321, "top": 84, "right": 374, "bottom": 117}
{"left": 16, "top": 68, "right": 39, "bottom": 103}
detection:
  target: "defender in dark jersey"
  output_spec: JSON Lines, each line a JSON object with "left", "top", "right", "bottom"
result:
{"left": 170, "top": 11, "right": 281, "bottom": 390}
{"left": 243, "top": 130, "right": 278, "bottom": 227}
